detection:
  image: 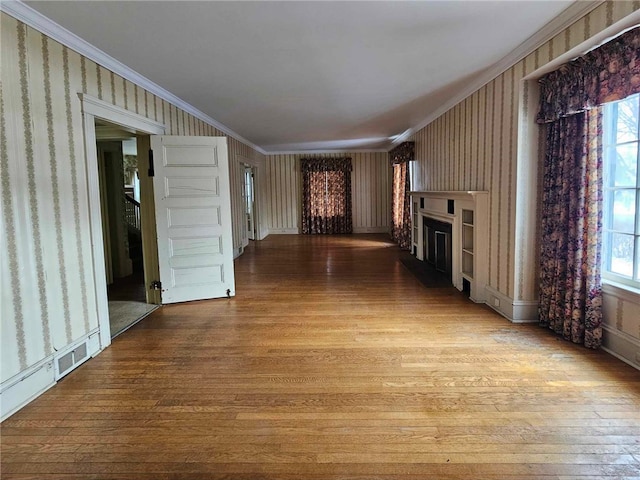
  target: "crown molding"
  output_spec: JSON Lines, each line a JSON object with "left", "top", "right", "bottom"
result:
{"left": 266, "top": 148, "right": 390, "bottom": 156}
{"left": 262, "top": 136, "right": 392, "bottom": 155}
{"left": 2, "top": 0, "right": 606, "bottom": 155}
{"left": 391, "top": 0, "right": 604, "bottom": 147}
{"left": 0, "top": 0, "right": 267, "bottom": 155}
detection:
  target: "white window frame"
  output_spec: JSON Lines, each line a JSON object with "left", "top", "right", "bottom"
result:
{"left": 601, "top": 93, "right": 640, "bottom": 290}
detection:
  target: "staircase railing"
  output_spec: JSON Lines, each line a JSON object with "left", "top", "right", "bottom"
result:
{"left": 124, "top": 194, "right": 141, "bottom": 232}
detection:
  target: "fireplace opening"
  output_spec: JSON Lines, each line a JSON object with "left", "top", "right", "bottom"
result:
{"left": 423, "top": 216, "right": 452, "bottom": 282}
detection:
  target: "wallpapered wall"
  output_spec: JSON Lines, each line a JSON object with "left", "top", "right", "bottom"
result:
{"left": 410, "top": 1, "right": 640, "bottom": 358}
{"left": 265, "top": 152, "right": 391, "bottom": 234}
{"left": 2, "top": 1, "right": 639, "bottom": 389}
{"left": 0, "top": 13, "right": 265, "bottom": 383}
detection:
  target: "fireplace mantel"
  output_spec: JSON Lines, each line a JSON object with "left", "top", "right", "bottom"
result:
{"left": 410, "top": 191, "right": 489, "bottom": 303}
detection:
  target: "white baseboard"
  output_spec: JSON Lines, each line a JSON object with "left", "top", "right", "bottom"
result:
{"left": 484, "top": 286, "right": 538, "bottom": 323}
{"left": 353, "top": 226, "right": 389, "bottom": 234}
{"left": 602, "top": 325, "right": 640, "bottom": 371}
{"left": 0, "top": 359, "right": 55, "bottom": 422}
{"left": 266, "top": 228, "right": 388, "bottom": 235}
{"left": 0, "top": 329, "right": 101, "bottom": 421}
{"left": 268, "top": 228, "right": 299, "bottom": 234}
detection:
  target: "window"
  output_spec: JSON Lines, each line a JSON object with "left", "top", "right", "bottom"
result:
{"left": 300, "top": 157, "right": 353, "bottom": 235}
{"left": 602, "top": 92, "right": 640, "bottom": 288}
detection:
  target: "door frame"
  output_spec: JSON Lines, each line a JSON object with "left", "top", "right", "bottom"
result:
{"left": 79, "top": 94, "right": 165, "bottom": 350}
{"left": 237, "top": 156, "right": 263, "bottom": 242}
{"left": 243, "top": 163, "right": 257, "bottom": 242}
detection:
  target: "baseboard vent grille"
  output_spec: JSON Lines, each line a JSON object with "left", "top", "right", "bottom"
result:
{"left": 55, "top": 341, "right": 88, "bottom": 380}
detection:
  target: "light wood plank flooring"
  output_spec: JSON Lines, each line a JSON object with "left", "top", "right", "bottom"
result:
{"left": 2, "top": 234, "right": 639, "bottom": 479}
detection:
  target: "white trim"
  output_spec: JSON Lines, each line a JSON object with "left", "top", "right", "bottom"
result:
{"left": 390, "top": 129, "right": 414, "bottom": 146}
{"left": 602, "top": 325, "right": 640, "bottom": 371}
{"left": 411, "top": 190, "right": 489, "bottom": 302}
{"left": 390, "top": 1, "right": 604, "bottom": 147}
{"left": 266, "top": 148, "right": 389, "bottom": 155}
{"left": 353, "top": 227, "right": 389, "bottom": 234}
{"left": 419, "top": 210, "right": 453, "bottom": 225}
{"left": 1, "top": 0, "right": 267, "bottom": 155}
{"left": 79, "top": 94, "right": 165, "bottom": 134}
{"left": 237, "top": 156, "right": 263, "bottom": 242}
{"left": 0, "top": 360, "right": 54, "bottom": 422}
{"left": 603, "top": 281, "right": 640, "bottom": 304}
{"left": 0, "top": 328, "right": 100, "bottom": 421}
{"left": 524, "top": 12, "right": 640, "bottom": 80}
{"left": 79, "top": 94, "right": 165, "bottom": 350}
{"left": 1, "top": 0, "right": 607, "bottom": 154}
{"left": 410, "top": 190, "right": 489, "bottom": 200}
{"left": 268, "top": 228, "right": 299, "bottom": 235}
{"left": 485, "top": 285, "right": 538, "bottom": 323}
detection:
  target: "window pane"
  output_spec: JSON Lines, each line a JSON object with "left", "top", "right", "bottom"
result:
{"left": 636, "top": 237, "right": 640, "bottom": 281}
{"left": 611, "top": 189, "right": 636, "bottom": 233}
{"left": 603, "top": 189, "right": 614, "bottom": 230}
{"left": 615, "top": 96, "right": 639, "bottom": 143}
{"left": 605, "top": 143, "right": 638, "bottom": 187}
{"left": 610, "top": 233, "right": 634, "bottom": 277}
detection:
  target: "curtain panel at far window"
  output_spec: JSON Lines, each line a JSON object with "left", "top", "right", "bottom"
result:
{"left": 536, "top": 27, "right": 640, "bottom": 349}
{"left": 301, "top": 157, "right": 353, "bottom": 235}
{"left": 389, "top": 142, "right": 414, "bottom": 250}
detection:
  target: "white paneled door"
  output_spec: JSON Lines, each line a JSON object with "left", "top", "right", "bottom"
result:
{"left": 151, "top": 136, "right": 235, "bottom": 304}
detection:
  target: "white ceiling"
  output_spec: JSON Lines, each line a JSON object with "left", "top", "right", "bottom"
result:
{"left": 25, "top": 1, "right": 579, "bottom": 153}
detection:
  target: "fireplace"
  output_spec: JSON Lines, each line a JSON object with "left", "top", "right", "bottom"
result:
{"left": 410, "top": 191, "right": 488, "bottom": 303}
{"left": 423, "top": 216, "right": 452, "bottom": 281}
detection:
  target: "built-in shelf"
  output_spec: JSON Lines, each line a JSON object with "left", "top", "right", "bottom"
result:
{"left": 412, "top": 200, "right": 419, "bottom": 256}
{"left": 410, "top": 191, "right": 488, "bottom": 303}
{"left": 461, "top": 209, "right": 474, "bottom": 278}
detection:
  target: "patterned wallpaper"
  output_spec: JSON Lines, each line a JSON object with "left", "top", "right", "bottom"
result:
{"left": 2, "top": 1, "right": 639, "bottom": 385}
{"left": 0, "top": 13, "right": 265, "bottom": 383}
{"left": 265, "top": 152, "right": 391, "bottom": 234}
{"left": 410, "top": 0, "right": 640, "bottom": 347}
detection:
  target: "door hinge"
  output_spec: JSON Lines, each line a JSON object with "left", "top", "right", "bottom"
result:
{"left": 148, "top": 149, "right": 154, "bottom": 177}
{"left": 226, "top": 289, "right": 231, "bottom": 299}
{"left": 150, "top": 280, "right": 162, "bottom": 290}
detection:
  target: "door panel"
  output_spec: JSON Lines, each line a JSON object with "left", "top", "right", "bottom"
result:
{"left": 151, "top": 136, "right": 235, "bottom": 304}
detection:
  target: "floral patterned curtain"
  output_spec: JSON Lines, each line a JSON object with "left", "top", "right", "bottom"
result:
{"left": 301, "top": 157, "right": 353, "bottom": 234}
{"left": 389, "top": 142, "right": 413, "bottom": 250}
{"left": 536, "top": 27, "right": 639, "bottom": 348}
{"left": 537, "top": 27, "right": 640, "bottom": 124}
{"left": 538, "top": 110, "right": 603, "bottom": 348}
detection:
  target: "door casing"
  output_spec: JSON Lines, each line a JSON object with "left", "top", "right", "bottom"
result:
{"left": 80, "top": 94, "right": 165, "bottom": 350}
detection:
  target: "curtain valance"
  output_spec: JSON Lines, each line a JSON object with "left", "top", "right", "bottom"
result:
{"left": 300, "top": 157, "right": 352, "bottom": 173}
{"left": 388, "top": 141, "right": 415, "bottom": 165}
{"left": 537, "top": 27, "right": 640, "bottom": 124}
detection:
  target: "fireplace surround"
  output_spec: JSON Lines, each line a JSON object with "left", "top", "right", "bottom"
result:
{"left": 410, "top": 191, "right": 489, "bottom": 303}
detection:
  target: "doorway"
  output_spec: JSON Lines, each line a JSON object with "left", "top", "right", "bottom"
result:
{"left": 80, "top": 93, "right": 166, "bottom": 350}
{"left": 81, "top": 94, "right": 236, "bottom": 350}
{"left": 95, "top": 128, "right": 157, "bottom": 338}
{"left": 243, "top": 164, "right": 257, "bottom": 242}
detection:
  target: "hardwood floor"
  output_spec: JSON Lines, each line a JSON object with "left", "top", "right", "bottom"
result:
{"left": 2, "top": 234, "right": 639, "bottom": 479}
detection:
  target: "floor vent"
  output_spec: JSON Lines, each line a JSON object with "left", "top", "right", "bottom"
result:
{"left": 54, "top": 341, "right": 88, "bottom": 380}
